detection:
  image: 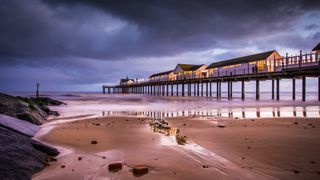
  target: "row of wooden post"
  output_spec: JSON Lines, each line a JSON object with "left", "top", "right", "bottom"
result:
{"left": 103, "top": 77, "right": 320, "bottom": 101}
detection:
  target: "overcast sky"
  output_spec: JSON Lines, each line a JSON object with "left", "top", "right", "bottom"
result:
{"left": 0, "top": 0, "right": 319, "bottom": 92}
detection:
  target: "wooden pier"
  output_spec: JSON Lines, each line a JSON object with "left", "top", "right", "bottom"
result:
{"left": 103, "top": 51, "right": 320, "bottom": 101}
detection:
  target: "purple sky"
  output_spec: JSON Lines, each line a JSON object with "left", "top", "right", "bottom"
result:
{"left": 0, "top": 0, "right": 319, "bottom": 92}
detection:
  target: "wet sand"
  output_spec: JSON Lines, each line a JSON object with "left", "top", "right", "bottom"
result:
{"left": 33, "top": 116, "right": 320, "bottom": 180}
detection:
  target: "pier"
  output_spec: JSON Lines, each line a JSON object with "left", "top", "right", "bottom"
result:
{"left": 103, "top": 49, "right": 320, "bottom": 101}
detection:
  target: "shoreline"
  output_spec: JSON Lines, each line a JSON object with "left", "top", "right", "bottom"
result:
{"left": 32, "top": 114, "right": 320, "bottom": 179}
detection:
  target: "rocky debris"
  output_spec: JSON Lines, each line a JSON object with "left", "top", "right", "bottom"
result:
{"left": 310, "top": 161, "right": 315, "bottom": 164}
{"left": 0, "top": 93, "right": 65, "bottom": 125}
{"left": 108, "top": 162, "right": 123, "bottom": 172}
{"left": 217, "top": 124, "right": 226, "bottom": 128}
{"left": 175, "top": 135, "right": 187, "bottom": 145}
{"left": 0, "top": 126, "right": 59, "bottom": 180}
{"left": 293, "top": 122, "right": 299, "bottom": 125}
{"left": 49, "top": 111, "right": 60, "bottom": 116}
{"left": 30, "top": 140, "right": 59, "bottom": 156}
{"left": 293, "top": 170, "right": 300, "bottom": 174}
{"left": 91, "top": 140, "right": 98, "bottom": 144}
{"left": 0, "top": 114, "right": 39, "bottom": 137}
{"left": 132, "top": 165, "right": 149, "bottom": 176}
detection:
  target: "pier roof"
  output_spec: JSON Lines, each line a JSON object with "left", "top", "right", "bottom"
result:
{"left": 120, "top": 78, "right": 134, "bottom": 83}
{"left": 206, "top": 50, "right": 276, "bottom": 69}
{"left": 176, "top": 64, "right": 204, "bottom": 71}
{"left": 149, "top": 70, "right": 173, "bottom": 78}
{"left": 312, "top": 42, "right": 320, "bottom": 51}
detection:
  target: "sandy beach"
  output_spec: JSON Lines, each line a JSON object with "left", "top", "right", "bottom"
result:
{"left": 32, "top": 114, "right": 320, "bottom": 180}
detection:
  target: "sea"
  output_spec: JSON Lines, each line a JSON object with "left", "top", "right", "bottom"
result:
{"left": 8, "top": 91, "right": 320, "bottom": 120}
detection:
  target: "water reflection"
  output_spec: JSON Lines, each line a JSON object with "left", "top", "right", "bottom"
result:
{"left": 101, "top": 106, "right": 320, "bottom": 120}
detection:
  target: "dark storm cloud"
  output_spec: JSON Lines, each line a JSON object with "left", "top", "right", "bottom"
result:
{"left": 0, "top": 0, "right": 319, "bottom": 91}
{"left": 1, "top": 0, "right": 319, "bottom": 62}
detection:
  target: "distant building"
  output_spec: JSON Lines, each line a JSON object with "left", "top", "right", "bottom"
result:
{"left": 149, "top": 70, "right": 175, "bottom": 82}
{"left": 312, "top": 42, "right": 320, "bottom": 53}
{"left": 173, "top": 64, "right": 207, "bottom": 80}
{"left": 206, "top": 50, "right": 281, "bottom": 77}
{"left": 120, "top": 77, "right": 135, "bottom": 85}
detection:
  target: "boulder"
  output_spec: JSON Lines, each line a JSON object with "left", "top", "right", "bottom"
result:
{"left": 30, "top": 140, "right": 59, "bottom": 156}
{"left": 0, "top": 93, "right": 64, "bottom": 125}
{"left": 0, "top": 126, "right": 59, "bottom": 180}
{"left": 0, "top": 114, "right": 39, "bottom": 137}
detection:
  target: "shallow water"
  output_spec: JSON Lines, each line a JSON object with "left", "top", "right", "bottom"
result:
{"left": 11, "top": 92, "right": 320, "bottom": 119}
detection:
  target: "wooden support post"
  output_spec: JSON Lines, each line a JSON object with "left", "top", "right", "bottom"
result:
{"left": 230, "top": 81, "right": 233, "bottom": 99}
{"left": 194, "top": 83, "right": 196, "bottom": 96}
{"left": 302, "top": 76, "right": 306, "bottom": 101}
{"left": 201, "top": 82, "right": 203, "bottom": 97}
{"left": 219, "top": 81, "right": 222, "bottom": 98}
{"left": 103, "top": 86, "right": 105, "bottom": 94}
{"left": 176, "top": 84, "right": 179, "bottom": 96}
{"left": 171, "top": 84, "right": 173, "bottom": 96}
{"left": 256, "top": 79, "right": 260, "bottom": 100}
{"left": 166, "top": 84, "right": 169, "bottom": 96}
{"left": 216, "top": 82, "right": 219, "bottom": 98}
{"left": 276, "top": 78, "right": 280, "bottom": 101}
{"left": 292, "top": 79, "right": 296, "bottom": 100}
{"left": 182, "top": 82, "right": 185, "bottom": 97}
{"left": 206, "top": 82, "right": 208, "bottom": 97}
{"left": 227, "top": 81, "right": 231, "bottom": 100}
{"left": 241, "top": 80, "right": 245, "bottom": 100}
{"left": 271, "top": 80, "right": 274, "bottom": 100}
{"left": 209, "top": 81, "right": 212, "bottom": 97}
{"left": 197, "top": 83, "right": 200, "bottom": 97}
{"left": 318, "top": 77, "right": 320, "bottom": 101}
{"left": 162, "top": 85, "right": 165, "bottom": 96}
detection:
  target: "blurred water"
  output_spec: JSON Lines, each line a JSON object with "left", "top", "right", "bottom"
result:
{"left": 9, "top": 92, "right": 320, "bottom": 119}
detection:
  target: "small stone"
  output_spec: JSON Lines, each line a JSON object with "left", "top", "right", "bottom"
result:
{"left": 78, "top": 157, "right": 82, "bottom": 161}
{"left": 217, "top": 124, "right": 225, "bottom": 128}
{"left": 108, "top": 162, "right": 123, "bottom": 172}
{"left": 61, "top": 165, "right": 65, "bottom": 168}
{"left": 91, "top": 140, "right": 98, "bottom": 144}
{"left": 102, "top": 156, "right": 106, "bottom": 159}
{"left": 293, "top": 170, "right": 300, "bottom": 174}
{"left": 133, "top": 165, "right": 149, "bottom": 176}
{"left": 293, "top": 122, "right": 299, "bottom": 125}
{"left": 310, "top": 161, "right": 315, "bottom": 164}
